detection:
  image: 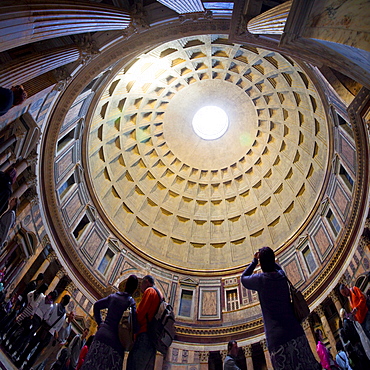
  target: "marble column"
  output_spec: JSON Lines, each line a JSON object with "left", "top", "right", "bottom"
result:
{"left": 0, "top": 150, "right": 13, "bottom": 168}
{"left": 329, "top": 290, "right": 343, "bottom": 315}
{"left": 315, "top": 305, "right": 336, "bottom": 354}
{"left": 0, "top": 2, "right": 131, "bottom": 53}
{"left": 199, "top": 351, "right": 209, "bottom": 370}
{"left": 0, "top": 46, "right": 81, "bottom": 88}
{"left": 31, "top": 251, "right": 57, "bottom": 281}
{"left": 14, "top": 152, "right": 38, "bottom": 177}
{"left": 48, "top": 268, "right": 66, "bottom": 292}
{"left": 242, "top": 344, "right": 254, "bottom": 370}
{"left": 154, "top": 352, "right": 164, "bottom": 370}
{"left": 0, "top": 152, "right": 16, "bottom": 172}
{"left": 13, "top": 173, "right": 37, "bottom": 199}
{"left": 261, "top": 339, "right": 273, "bottom": 370}
{"left": 0, "top": 135, "right": 16, "bottom": 156}
{"left": 302, "top": 318, "right": 320, "bottom": 362}
{"left": 247, "top": 0, "right": 292, "bottom": 35}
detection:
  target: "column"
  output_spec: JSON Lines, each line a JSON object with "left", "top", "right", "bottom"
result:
{"left": 0, "top": 2, "right": 131, "bottom": 53}
{"left": 247, "top": 0, "right": 292, "bottom": 35}
{"left": 242, "top": 344, "right": 254, "bottom": 370}
{"left": 0, "top": 150, "right": 13, "bottom": 169}
{"left": 199, "top": 351, "right": 209, "bottom": 370}
{"left": 0, "top": 134, "right": 16, "bottom": 156}
{"left": 0, "top": 152, "right": 16, "bottom": 172}
{"left": 329, "top": 290, "right": 343, "bottom": 315}
{"left": 14, "top": 152, "right": 38, "bottom": 178}
{"left": 315, "top": 305, "right": 336, "bottom": 353}
{"left": 13, "top": 173, "right": 37, "bottom": 199}
{"left": 154, "top": 352, "right": 164, "bottom": 370}
{"left": 31, "top": 251, "right": 57, "bottom": 281}
{"left": 0, "top": 46, "right": 81, "bottom": 87}
{"left": 65, "top": 281, "right": 76, "bottom": 296}
{"left": 302, "top": 318, "right": 320, "bottom": 362}
{"left": 48, "top": 268, "right": 66, "bottom": 292}
{"left": 261, "top": 340, "right": 273, "bottom": 370}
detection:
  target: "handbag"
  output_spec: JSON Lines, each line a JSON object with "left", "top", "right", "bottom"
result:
{"left": 118, "top": 305, "right": 134, "bottom": 351}
{"left": 286, "top": 276, "right": 310, "bottom": 323}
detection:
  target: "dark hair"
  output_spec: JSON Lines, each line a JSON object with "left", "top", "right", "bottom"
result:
{"left": 86, "top": 335, "right": 95, "bottom": 348}
{"left": 125, "top": 275, "right": 138, "bottom": 295}
{"left": 61, "top": 294, "right": 71, "bottom": 306}
{"left": 36, "top": 273, "right": 44, "bottom": 282}
{"left": 143, "top": 275, "right": 154, "bottom": 285}
{"left": 336, "top": 340, "right": 344, "bottom": 352}
{"left": 12, "top": 85, "right": 27, "bottom": 106}
{"left": 227, "top": 340, "right": 237, "bottom": 352}
{"left": 314, "top": 328, "right": 323, "bottom": 343}
{"left": 339, "top": 284, "right": 346, "bottom": 291}
{"left": 4, "top": 166, "right": 17, "bottom": 185}
{"left": 259, "top": 247, "right": 276, "bottom": 272}
{"left": 49, "top": 290, "right": 58, "bottom": 301}
{"left": 34, "top": 283, "right": 48, "bottom": 300}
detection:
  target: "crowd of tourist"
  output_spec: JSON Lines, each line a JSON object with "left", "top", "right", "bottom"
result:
{"left": 0, "top": 241, "right": 369, "bottom": 369}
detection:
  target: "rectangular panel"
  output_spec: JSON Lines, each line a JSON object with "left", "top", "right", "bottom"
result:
{"left": 198, "top": 286, "right": 221, "bottom": 320}
{"left": 311, "top": 222, "right": 333, "bottom": 260}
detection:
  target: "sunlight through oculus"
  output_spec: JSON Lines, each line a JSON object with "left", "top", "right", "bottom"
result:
{"left": 192, "top": 106, "right": 229, "bottom": 140}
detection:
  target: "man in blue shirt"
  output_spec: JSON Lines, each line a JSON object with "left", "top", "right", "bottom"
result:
{"left": 223, "top": 340, "right": 240, "bottom": 370}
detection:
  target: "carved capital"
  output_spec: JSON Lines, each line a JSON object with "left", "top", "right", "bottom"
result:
{"left": 365, "top": 217, "right": 370, "bottom": 229}
{"left": 302, "top": 317, "right": 311, "bottom": 330}
{"left": 46, "top": 251, "right": 57, "bottom": 263}
{"left": 199, "top": 351, "right": 209, "bottom": 364}
{"left": 260, "top": 339, "right": 268, "bottom": 351}
{"left": 24, "top": 173, "right": 37, "bottom": 187}
{"left": 66, "top": 281, "right": 76, "bottom": 294}
{"left": 25, "top": 151, "right": 38, "bottom": 166}
{"left": 360, "top": 235, "right": 370, "bottom": 249}
{"left": 329, "top": 290, "right": 339, "bottom": 303}
{"left": 315, "top": 305, "right": 325, "bottom": 318}
{"left": 25, "top": 187, "right": 38, "bottom": 205}
{"left": 79, "top": 35, "right": 100, "bottom": 65}
{"left": 41, "top": 234, "right": 50, "bottom": 247}
{"left": 130, "top": 3, "right": 150, "bottom": 31}
{"left": 53, "top": 67, "right": 72, "bottom": 91}
{"left": 242, "top": 344, "right": 252, "bottom": 357}
{"left": 14, "top": 125, "right": 27, "bottom": 140}
{"left": 57, "top": 267, "right": 66, "bottom": 279}
{"left": 220, "top": 349, "right": 227, "bottom": 361}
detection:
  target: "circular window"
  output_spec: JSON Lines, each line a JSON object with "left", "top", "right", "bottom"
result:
{"left": 192, "top": 106, "right": 229, "bottom": 140}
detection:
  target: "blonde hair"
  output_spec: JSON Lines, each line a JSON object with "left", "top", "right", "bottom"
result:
{"left": 340, "top": 308, "right": 346, "bottom": 320}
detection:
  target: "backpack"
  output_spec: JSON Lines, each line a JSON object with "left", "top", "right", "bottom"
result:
{"left": 118, "top": 305, "right": 135, "bottom": 351}
{"left": 147, "top": 287, "right": 175, "bottom": 355}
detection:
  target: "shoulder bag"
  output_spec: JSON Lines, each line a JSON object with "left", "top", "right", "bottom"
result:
{"left": 286, "top": 275, "right": 310, "bottom": 323}
{"left": 118, "top": 303, "right": 135, "bottom": 351}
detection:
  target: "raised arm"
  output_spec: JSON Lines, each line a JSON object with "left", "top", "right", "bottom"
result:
{"left": 241, "top": 252, "right": 260, "bottom": 290}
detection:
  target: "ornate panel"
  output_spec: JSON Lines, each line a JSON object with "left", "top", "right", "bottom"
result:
{"left": 311, "top": 221, "right": 333, "bottom": 260}
{"left": 61, "top": 188, "right": 85, "bottom": 225}
{"left": 80, "top": 226, "right": 107, "bottom": 264}
{"left": 55, "top": 145, "right": 76, "bottom": 184}
{"left": 198, "top": 286, "right": 221, "bottom": 320}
